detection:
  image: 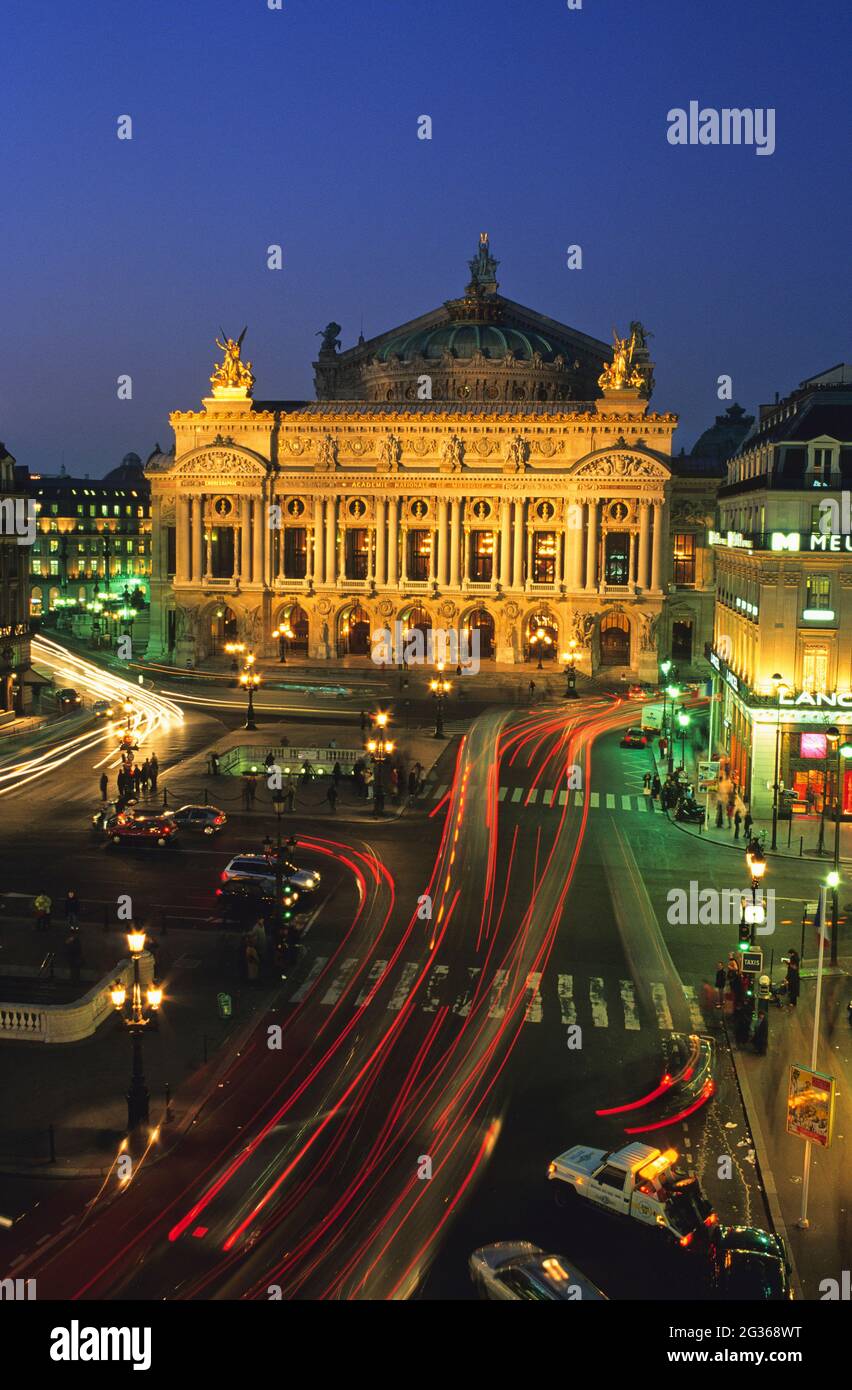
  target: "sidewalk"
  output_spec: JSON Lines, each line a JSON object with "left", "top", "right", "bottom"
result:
{"left": 724, "top": 964, "right": 852, "bottom": 1299}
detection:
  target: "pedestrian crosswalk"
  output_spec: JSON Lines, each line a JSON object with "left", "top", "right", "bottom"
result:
{"left": 286, "top": 958, "right": 702, "bottom": 1034}
{"left": 429, "top": 783, "right": 662, "bottom": 813}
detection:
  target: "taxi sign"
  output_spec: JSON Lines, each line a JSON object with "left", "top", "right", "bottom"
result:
{"left": 741, "top": 949, "right": 763, "bottom": 973}
{"left": 786, "top": 1064, "right": 836, "bottom": 1148}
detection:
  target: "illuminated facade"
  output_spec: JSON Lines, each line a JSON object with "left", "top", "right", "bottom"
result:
{"left": 710, "top": 364, "right": 852, "bottom": 815}
{"left": 0, "top": 442, "right": 34, "bottom": 713}
{"left": 145, "top": 241, "right": 719, "bottom": 678}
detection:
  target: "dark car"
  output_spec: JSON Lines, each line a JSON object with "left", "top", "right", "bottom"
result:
{"left": 620, "top": 727, "right": 648, "bottom": 749}
{"left": 172, "top": 805, "right": 227, "bottom": 835}
{"left": 215, "top": 875, "right": 300, "bottom": 925}
{"left": 57, "top": 687, "right": 82, "bottom": 712}
{"left": 469, "top": 1243, "right": 607, "bottom": 1301}
{"left": 107, "top": 811, "right": 179, "bottom": 848}
{"left": 707, "top": 1226, "right": 792, "bottom": 1300}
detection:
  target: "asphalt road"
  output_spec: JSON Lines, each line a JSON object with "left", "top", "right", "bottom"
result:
{"left": 1, "top": 678, "right": 837, "bottom": 1301}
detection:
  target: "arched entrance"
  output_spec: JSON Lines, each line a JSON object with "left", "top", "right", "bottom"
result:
{"left": 526, "top": 612, "right": 558, "bottom": 663}
{"left": 338, "top": 602, "right": 371, "bottom": 656}
{"left": 285, "top": 602, "right": 309, "bottom": 655}
{"left": 211, "top": 604, "right": 238, "bottom": 655}
{"left": 465, "top": 608, "right": 495, "bottom": 661}
{"left": 599, "top": 612, "right": 630, "bottom": 666}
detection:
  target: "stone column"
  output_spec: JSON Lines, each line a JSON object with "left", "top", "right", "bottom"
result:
{"left": 375, "top": 497, "right": 387, "bottom": 587}
{"left": 428, "top": 523, "right": 437, "bottom": 584}
{"left": 400, "top": 524, "right": 409, "bottom": 584}
{"left": 176, "top": 496, "right": 190, "bottom": 582}
{"left": 526, "top": 527, "right": 533, "bottom": 588}
{"left": 499, "top": 499, "right": 511, "bottom": 588}
{"left": 240, "top": 497, "right": 251, "bottom": 581}
{"left": 637, "top": 500, "right": 650, "bottom": 591}
{"left": 338, "top": 516, "right": 347, "bottom": 582}
{"left": 192, "top": 494, "right": 204, "bottom": 584}
{"left": 571, "top": 499, "right": 585, "bottom": 589}
{"left": 436, "top": 498, "right": 448, "bottom": 588}
{"left": 651, "top": 500, "right": 665, "bottom": 591}
{"left": 512, "top": 500, "right": 524, "bottom": 589}
{"left": 449, "top": 498, "right": 461, "bottom": 588}
{"left": 252, "top": 497, "right": 264, "bottom": 586}
{"left": 585, "top": 499, "right": 598, "bottom": 591}
{"left": 313, "top": 496, "right": 324, "bottom": 585}
{"left": 387, "top": 499, "right": 399, "bottom": 586}
{"left": 628, "top": 530, "right": 636, "bottom": 588}
{"left": 325, "top": 498, "right": 336, "bottom": 583}
{"left": 461, "top": 508, "right": 470, "bottom": 584}
{"left": 205, "top": 524, "right": 212, "bottom": 582}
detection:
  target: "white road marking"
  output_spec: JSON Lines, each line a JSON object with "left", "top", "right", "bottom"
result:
{"left": 542, "top": 789, "right": 553, "bottom": 806}
{"left": 573, "top": 791, "right": 584, "bottom": 806}
{"left": 388, "top": 962, "right": 419, "bottom": 1011}
{"left": 524, "top": 972, "right": 543, "bottom": 1022}
{"left": 589, "top": 977, "right": 608, "bottom": 1027}
{"left": 650, "top": 982, "right": 674, "bottom": 1030}
{"left": 558, "top": 790, "right": 568, "bottom": 806}
{"left": 557, "top": 974, "right": 576, "bottom": 1025}
{"left": 452, "top": 967, "right": 481, "bottom": 1017}
{"left": 510, "top": 787, "right": 523, "bottom": 803}
{"left": 355, "top": 959, "right": 388, "bottom": 1006}
{"left": 320, "top": 957, "right": 359, "bottom": 1005}
{"left": 605, "top": 793, "right": 616, "bottom": 809}
{"left": 422, "top": 964, "right": 449, "bottom": 1012}
{"left": 497, "top": 786, "right": 507, "bottom": 801}
{"left": 288, "top": 956, "right": 328, "bottom": 1003}
{"left": 487, "top": 969, "right": 510, "bottom": 1018}
{"left": 620, "top": 980, "right": 641, "bottom": 1030}
{"left": 527, "top": 788, "right": 539, "bottom": 805}
{"left": 589, "top": 792, "right": 600, "bottom": 808}
{"left": 621, "top": 795, "right": 632, "bottom": 810}
{"left": 433, "top": 783, "right": 448, "bottom": 799}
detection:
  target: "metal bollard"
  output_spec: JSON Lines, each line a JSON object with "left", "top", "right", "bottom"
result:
{"left": 165, "top": 1082, "right": 173, "bottom": 1123}
{"left": 48, "top": 1124, "right": 56, "bottom": 1164}
{"left": 162, "top": 787, "right": 169, "bottom": 808}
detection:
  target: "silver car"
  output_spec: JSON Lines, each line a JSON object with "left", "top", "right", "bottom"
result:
{"left": 469, "top": 1243, "right": 607, "bottom": 1301}
{"left": 220, "top": 853, "right": 320, "bottom": 896}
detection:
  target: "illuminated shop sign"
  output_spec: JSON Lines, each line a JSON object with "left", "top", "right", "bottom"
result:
{"left": 802, "top": 608, "right": 835, "bottom": 622}
{"left": 709, "top": 529, "right": 753, "bottom": 549}
{"left": 771, "top": 532, "right": 852, "bottom": 553}
{"left": 779, "top": 690, "right": 852, "bottom": 710}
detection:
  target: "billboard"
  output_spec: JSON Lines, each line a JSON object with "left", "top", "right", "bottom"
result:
{"left": 786, "top": 1065, "right": 836, "bottom": 1148}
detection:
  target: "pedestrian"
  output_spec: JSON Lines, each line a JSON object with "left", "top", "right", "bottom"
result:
{"left": 353, "top": 763, "right": 366, "bottom": 799}
{"left": 651, "top": 773, "right": 661, "bottom": 800}
{"left": 528, "top": 680, "right": 536, "bottom": 701}
{"left": 65, "top": 928, "right": 83, "bottom": 984}
{"left": 64, "top": 890, "right": 81, "bottom": 930}
{"left": 301, "top": 759, "right": 315, "bottom": 784}
{"left": 244, "top": 936, "right": 260, "bottom": 983}
{"left": 786, "top": 954, "right": 800, "bottom": 1009}
{"left": 264, "top": 750, "right": 275, "bottom": 771}
{"left": 34, "top": 892, "right": 52, "bottom": 931}
{"left": 326, "top": 782, "right": 338, "bottom": 813}
{"left": 285, "top": 778, "right": 296, "bottom": 813}
{"left": 248, "top": 774, "right": 257, "bottom": 806}
{"left": 714, "top": 960, "right": 726, "bottom": 1009}
{"left": 726, "top": 792, "right": 735, "bottom": 828}
{"left": 743, "top": 808, "right": 753, "bottom": 840}
{"left": 752, "top": 1009, "right": 769, "bottom": 1055}
{"left": 365, "top": 768, "right": 374, "bottom": 801}
{"left": 141, "top": 758, "right": 151, "bottom": 793}
{"left": 714, "top": 796, "right": 724, "bottom": 828}
{"left": 149, "top": 753, "right": 159, "bottom": 792}
{"left": 733, "top": 806, "right": 742, "bottom": 839}
{"left": 211, "top": 752, "right": 221, "bottom": 776}
{"left": 734, "top": 996, "right": 753, "bottom": 1047}
{"left": 643, "top": 772, "right": 652, "bottom": 792}
{"left": 132, "top": 764, "right": 142, "bottom": 796}
{"left": 408, "top": 768, "right": 418, "bottom": 802}
{"left": 332, "top": 760, "right": 342, "bottom": 786}
{"left": 390, "top": 765, "right": 399, "bottom": 800}
{"left": 242, "top": 779, "right": 253, "bottom": 811}
{"left": 328, "top": 737, "right": 337, "bottom": 750}
{"left": 99, "top": 770, "right": 109, "bottom": 801}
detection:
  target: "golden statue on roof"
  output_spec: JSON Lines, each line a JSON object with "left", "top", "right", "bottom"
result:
{"left": 598, "top": 328, "right": 645, "bottom": 392}
{"left": 210, "top": 327, "right": 255, "bottom": 396}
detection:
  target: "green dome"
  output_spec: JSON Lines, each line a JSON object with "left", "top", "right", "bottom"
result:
{"left": 377, "top": 321, "right": 557, "bottom": 363}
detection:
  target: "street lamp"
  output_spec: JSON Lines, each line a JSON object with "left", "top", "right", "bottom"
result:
{"left": 824, "top": 726, "right": 852, "bottom": 966}
{"left": 530, "top": 624, "right": 553, "bottom": 670}
{"left": 770, "top": 673, "right": 788, "bottom": 851}
{"left": 122, "top": 698, "right": 134, "bottom": 731}
{"left": 272, "top": 622, "right": 293, "bottom": 663}
{"left": 665, "top": 685, "right": 681, "bottom": 775}
{"left": 429, "top": 675, "right": 451, "bottom": 738}
{"left": 561, "top": 640, "right": 578, "bottom": 698}
{"left": 677, "top": 709, "right": 690, "bottom": 772}
{"left": 740, "top": 843, "right": 768, "bottom": 953}
{"left": 238, "top": 651, "right": 261, "bottom": 731}
{"left": 263, "top": 806, "right": 299, "bottom": 965}
{"left": 111, "top": 927, "right": 162, "bottom": 1132}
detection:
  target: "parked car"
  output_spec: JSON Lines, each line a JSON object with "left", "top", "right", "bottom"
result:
{"left": 92, "top": 698, "right": 115, "bottom": 718}
{"left": 627, "top": 684, "right": 648, "bottom": 700}
{"left": 107, "top": 811, "right": 178, "bottom": 848}
{"left": 220, "top": 853, "right": 320, "bottom": 897}
{"left": 706, "top": 1226, "right": 792, "bottom": 1300}
{"left": 620, "top": 727, "right": 648, "bottom": 749}
{"left": 469, "top": 1243, "right": 607, "bottom": 1301}
{"left": 171, "top": 804, "right": 227, "bottom": 835}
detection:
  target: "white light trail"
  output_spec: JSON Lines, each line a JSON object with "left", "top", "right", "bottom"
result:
{"left": 0, "top": 637, "right": 183, "bottom": 798}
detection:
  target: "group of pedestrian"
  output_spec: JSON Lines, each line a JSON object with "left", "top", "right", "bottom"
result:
{"left": 33, "top": 890, "right": 85, "bottom": 982}
{"left": 714, "top": 772, "right": 747, "bottom": 836}
{"left": 110, "top": 753, "right": 159, "bottom": 805}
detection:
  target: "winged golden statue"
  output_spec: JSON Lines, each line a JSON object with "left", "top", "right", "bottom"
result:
{"left": 598, "top": 328, "right": 645, "bottom": 392}
{"left": 211, "top": 327, "right": 255, "bottom": 394}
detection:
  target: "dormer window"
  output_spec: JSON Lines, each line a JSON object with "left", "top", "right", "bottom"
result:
{"left": 809, "top": 446, "right": 835, "bottom": 487}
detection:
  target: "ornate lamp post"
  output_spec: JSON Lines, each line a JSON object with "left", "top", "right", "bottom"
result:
{"left": 561, "top": 640, "right": 579, "bottom": 698}
{"left": 740, "top": 843, "right": 768, "bottom": 953}
{"left": 770, "top": 673, "right": 788, "bottom": 851}
{"left": 239, "top": 652, "right": 261, "bottom": 731}
{"left": 272, "top": 622, "right": 293, "bottom": 663}
{"left": 429, "top": 673, "right": 451, "bottom": 739}
{"left": 110, "top": 928, "right": 162, "bottom": 1132}
{"left": 530, "top": 624, "right": 553, "bottom": 670}
{"left": 366, "top": 711, "right": 395, "bottom": 817}
{"left": 677, "top": 708, "right": 691, "bottom": 772}
{"left": 263, "top": 805, "right": 299, "bottom": 958}
{"left": 665, "top": 684, "right": 681, "bottom": 776}
{"left": 225, "top": 640, "right": 246, "bottom": 686}
{"left": 824, "top": 726, "right": 852, "bottom": 966}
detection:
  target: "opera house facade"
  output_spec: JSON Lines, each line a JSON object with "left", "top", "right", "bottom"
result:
{"left": 145, "top": 238, "right": 718, "bottom": 679}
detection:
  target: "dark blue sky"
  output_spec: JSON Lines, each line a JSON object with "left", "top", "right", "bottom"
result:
{"left": 2, "top": 0, "right": 849, "bottom": 475}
